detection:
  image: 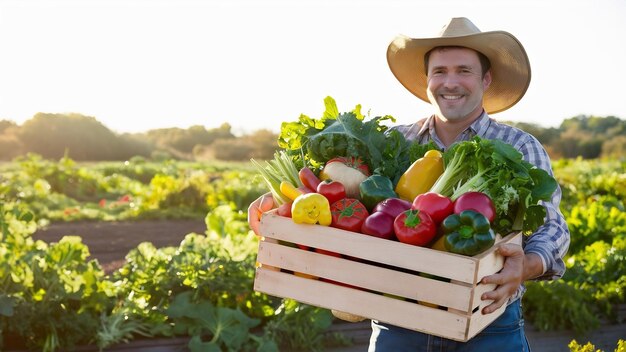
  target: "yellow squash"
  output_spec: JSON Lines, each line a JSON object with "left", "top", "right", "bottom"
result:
{"left": 395, "top": 150, "right": 444, "bottom": 201}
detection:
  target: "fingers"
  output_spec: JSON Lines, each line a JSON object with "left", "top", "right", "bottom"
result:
{"left": 482, "top": 296, "right": 508, "bottom": 315}
{"left": 480, "top": 277, "right": 511, "bottom": 299}
{"left": 247, "top": 194, "right": 275, "bottom": 236}
{"left": 259, "top": 194, "right": 275, "bottom": 212}
{"left": 480, "top": 275, "right": 517, "bottom": 314}
{"left": 481, "top": 273, "right": 502, "bottom": 286}
{"left": 497, "top": 243, "right": 524, "bottom": 257}
{"left": 480, "top": 244, "right": 525, "bottom": 314}
{"left": 247, "top": 201, "right": 262, "bottom": 236}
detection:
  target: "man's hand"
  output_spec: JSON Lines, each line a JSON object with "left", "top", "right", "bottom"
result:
{"left": 480, "top": 244, "right": 527, "bottom": 314}
{"left": 247, "top": 193, "right": 275, "bottom": 236}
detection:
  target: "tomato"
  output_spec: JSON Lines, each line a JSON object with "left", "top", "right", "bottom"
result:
{"left": 317, "top": 179, "right": 347, "bottom": 205}
{"left": 330, "top": 198, "right": 369, "bottom": 232}
{"left": 453, "top": 191, "right": 496, "bottom": 223}
{"left": 394, "top": 209, "right": 436, "bottom": 247}
{"left": 411, "top": 192, "right": 454, "bottom": 224}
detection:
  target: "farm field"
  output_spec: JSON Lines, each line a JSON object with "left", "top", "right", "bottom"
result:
{"left": 31, "top": 220, "right": 626, "bottom": 352}
{"left": 1, "top": 155, "right": 625, "bottom": 351}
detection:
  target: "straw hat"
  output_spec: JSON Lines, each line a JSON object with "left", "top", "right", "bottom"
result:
{"left": 387, "top": 17, "right": 531, "bottom": 114}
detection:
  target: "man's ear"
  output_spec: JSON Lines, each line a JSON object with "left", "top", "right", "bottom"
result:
{"left": 483, "top": 70, "right": 492, "bottom": 89}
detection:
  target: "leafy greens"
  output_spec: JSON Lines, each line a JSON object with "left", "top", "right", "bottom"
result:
{"left": 278, "top": 96, "right": 411, "bottom": 183}
{"left": 429, "top": 136, "right": 558, "bottom": 235}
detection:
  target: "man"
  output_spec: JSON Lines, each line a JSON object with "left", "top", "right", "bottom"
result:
{"left": 249, "top": 17, "right": 570, "bottom": 351}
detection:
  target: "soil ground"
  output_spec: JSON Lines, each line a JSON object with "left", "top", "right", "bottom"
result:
{"left": 32, "top": 221, "right": 624, "bottom": 352}
{"left": 32, "top": 219, "right": 207, "bottom": 273}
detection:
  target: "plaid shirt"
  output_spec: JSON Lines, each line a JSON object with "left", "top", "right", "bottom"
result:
{"left": 394, "top": 112, "right": 570, "bottom": 300}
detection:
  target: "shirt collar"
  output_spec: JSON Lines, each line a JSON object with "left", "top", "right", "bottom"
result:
{"left": 470, "top": 110, "right": 492, "bottom": 137}
{"left": 416, "top": 110, "right": 492, "bottom": 144}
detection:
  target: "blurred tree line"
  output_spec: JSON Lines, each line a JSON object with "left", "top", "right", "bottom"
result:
{"left": 0, "top": 112, "right": 624, "bottom": 162}
{"left": 506, "top": 115, "right": 626, "bottom": 159}
{"left": 0, "top": 113, "right": 278, "bottom": 162}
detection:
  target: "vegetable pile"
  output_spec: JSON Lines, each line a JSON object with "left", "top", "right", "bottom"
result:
{"left": 253, "top": 97, "right": 559, "bottom": 257}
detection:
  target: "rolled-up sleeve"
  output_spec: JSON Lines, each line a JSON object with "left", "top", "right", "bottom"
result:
{"left": 517, "top": 136, "right": 571, "bottom": 280}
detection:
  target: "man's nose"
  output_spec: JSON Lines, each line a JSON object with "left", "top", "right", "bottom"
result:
{"left": 442, "top": 73, "right": 461, "bottom": 88}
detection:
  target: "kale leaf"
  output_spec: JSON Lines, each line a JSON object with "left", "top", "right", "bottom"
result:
{"left": 278, "top": 96, "right": 411, "bottom": 183}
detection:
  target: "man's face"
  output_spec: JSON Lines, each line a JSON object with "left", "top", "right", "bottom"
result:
{"left": 426, "top": 47, "right": 491, "bottom": 122}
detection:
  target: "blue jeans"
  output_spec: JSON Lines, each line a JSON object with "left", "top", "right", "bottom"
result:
{"left": 368, "top": 299, "right": 530, "bottom": 351}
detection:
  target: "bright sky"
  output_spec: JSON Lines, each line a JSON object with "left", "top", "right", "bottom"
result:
{"left": 1, "top": 0, "right": 624, "bottom": 135}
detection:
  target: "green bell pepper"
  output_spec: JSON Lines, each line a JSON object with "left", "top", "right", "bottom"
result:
{"left": 442, "top": 209, "right": 496, "bottom": 256}
{"left": 358, "top": 174, "right": 398, "bottom": 211}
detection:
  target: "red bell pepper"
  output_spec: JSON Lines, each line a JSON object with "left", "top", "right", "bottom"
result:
{"left": 411, "top": 192, "right": 454, "bottom": 224}
{"left": 317, "top": 179, "right": 347, "bottom": 205}
{"left": 330, "top": 198, "right": 369, "bottom": 232}
{"left": 393, "top": 209, "right": 436, "bottom": 247}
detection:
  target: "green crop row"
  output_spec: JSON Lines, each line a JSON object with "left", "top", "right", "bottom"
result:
{"left": 523, "top": 158, "right": 626, "bottom": 336}
{"left": 0, "top": 153, "right": 265, "bottom": 223}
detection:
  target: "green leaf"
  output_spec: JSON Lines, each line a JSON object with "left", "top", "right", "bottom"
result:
{"left": 529, "top": 168, "right": 558, "bottom": 201}
{"left": 207, "top": 307, "right": 259, "bottom": 350}
{"left": 322, "top": 96, "right": 339, "bottom": 120}
{"left": 167, "top": 292, "right": 214, "bottom": 321}
{"left": 304, "top": 112, "right": 406, "bottom": 180}
{"left": 277, "top": 96, "right": 409, "bottom": 181}
{"left": 277, "top": 120, "right": 308, "bottom": 152}
{"left": 248, "top": 335, "right": 280, "bottom": 352}
{"left": 523, "top": 204, "right": 547, "bottom": 234}
{"left": 189, "top": 335, "right": 221, "bottom": 352}
{"left": 167, "top": 292, "right": 260, "bottom": 351}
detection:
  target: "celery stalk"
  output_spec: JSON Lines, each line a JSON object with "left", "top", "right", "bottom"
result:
{"left": 251, "top": 151, "right": 302, "bottom": 206}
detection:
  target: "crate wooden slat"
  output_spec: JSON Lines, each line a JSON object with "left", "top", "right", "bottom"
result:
{"left": 257, "top": 241, "right": 475, "bottom": 311}
{"left": 258, "top": 212, "right": 479, "bottom": 283}
{"left": 254, "top": 211, "right": 522, "bottom": 342}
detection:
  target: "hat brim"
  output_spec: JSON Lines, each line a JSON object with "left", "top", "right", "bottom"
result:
{"left": 387, "top": 30, "right": 531, "bottom": 114}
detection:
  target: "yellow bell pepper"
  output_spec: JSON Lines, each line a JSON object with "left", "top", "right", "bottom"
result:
{"left": 429, "top": 234, "right": 447, "bottom": 252}
{"left": 291, "top": 193, "right": 332, "bottom": 226}
{"left": 395, "top": 150, "right": 444, "bottom": 201}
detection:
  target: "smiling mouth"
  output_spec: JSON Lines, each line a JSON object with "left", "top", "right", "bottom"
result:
{"left": 441, "top": 95, "right": 463, "bottom": 100}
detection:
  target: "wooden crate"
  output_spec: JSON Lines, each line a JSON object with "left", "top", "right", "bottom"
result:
{"left": 254, "top": 211, "right": 523, "bottom": 342}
